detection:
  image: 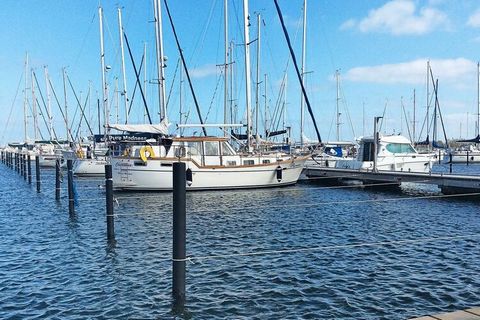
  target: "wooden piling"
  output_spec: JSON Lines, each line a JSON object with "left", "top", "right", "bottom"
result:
{"left": 35, "top": 156, "right": 41, "bottom": 192}
{"left": 105, "top": 164, "right": 114, "bottom": 241}
{"left": 67, "top": 159, "right": 74, "bottom": 215}
{"left": 172, "top": 162, "right": 186, "bottom": 309}
{"left": 55, "top": 158, "right": 61, "bottom": 200}
{"left": 27, "top": 155, "right": 32, "bottom": 184}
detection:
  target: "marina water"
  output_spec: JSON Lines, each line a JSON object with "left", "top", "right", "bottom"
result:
{"left": 0, "top": 164, "right": 479, "bottom": 319}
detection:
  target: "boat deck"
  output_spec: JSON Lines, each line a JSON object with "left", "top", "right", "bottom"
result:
{"left": 304, "top": 165, "right": 480, "bottom": 194}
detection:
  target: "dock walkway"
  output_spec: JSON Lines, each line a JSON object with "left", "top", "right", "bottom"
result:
{"left": 409, "top": 307, "right": 480, "bottom": 319}
{"left": 304, "top": 165, "right": 480, "bottom": 194}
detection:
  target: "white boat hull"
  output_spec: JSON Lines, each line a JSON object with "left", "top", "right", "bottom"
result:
{"left": 335, "top": 155, "right": 434, "bottom": 173}
{"left": 112, "top": 157, "right": 306, "bottom": 191}
{"left": 73, "top": 159, "right": 107, "bottom": 176}
{"left": 447, "top": 151, "right": 480, "bottom": 163}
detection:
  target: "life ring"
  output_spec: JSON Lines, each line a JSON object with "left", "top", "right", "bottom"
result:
{"left": 140, "top": 145, "right": 155, "bottom": 162}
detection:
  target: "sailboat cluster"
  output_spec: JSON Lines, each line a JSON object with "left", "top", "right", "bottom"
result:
{"left": 2, "top": 0, "right": 479, "bottom": 192}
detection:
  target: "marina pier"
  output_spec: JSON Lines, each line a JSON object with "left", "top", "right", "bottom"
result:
{"left": 304, "top": 165, "right": 480, "bottom": 195}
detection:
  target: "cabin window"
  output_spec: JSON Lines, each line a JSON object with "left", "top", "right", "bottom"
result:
{"left": 362, "top": 142, "right": 375, "bottom": 161}
{"left": 204, "top": 141, "right": 220, "bottom": 156}
{"left": 187, "top": 142, "right": 201, "bottom": 156}
{"left": 226, "top": 160, "right": 237, "bottom": 166}
{"left": 386, "top": 143, "right": 415, "bottom": 154}
{"left": 221, "top": 142, "right": 235, "bottom": 156}
{"left": 243, "top": 160, "right": 254, "bottom": 165}
{"left": 262, "top": 160, "right": 270, "bottom": 164}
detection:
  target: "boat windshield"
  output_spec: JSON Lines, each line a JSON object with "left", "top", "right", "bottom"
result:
{"left": 386, "top": 143, "right": 416, "bottom": 153}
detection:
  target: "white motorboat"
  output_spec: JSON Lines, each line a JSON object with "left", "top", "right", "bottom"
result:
{"left": 447, "top": 144, "right": 480, "bottom": 163}
{"left": 111, "top": 136, "right": 307, "bottom": 191}
{"left": 335, "top": 134, "right": 436, "bottom": 173}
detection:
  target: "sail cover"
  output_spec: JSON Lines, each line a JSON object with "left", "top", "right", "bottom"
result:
{"left": 107, "top": 120, "right": 169, "bottom": 135}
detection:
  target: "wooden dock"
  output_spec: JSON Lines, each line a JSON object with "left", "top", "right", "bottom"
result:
{"left": 409, "top": 307, "right": 480, "bottom": 319}
{"left": 304, "top": 166, "right": 480, "bottom": 194}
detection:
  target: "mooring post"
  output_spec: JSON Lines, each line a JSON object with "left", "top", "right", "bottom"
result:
{"left": 23, "top": 155, "right": 27, "bottom": 180}
{"left": 105, "top": 164, "right": 115, "bottom": 240}
{"left": 55, "top": 158, "right": 61, "bottom": 200}
{"left": 467, "top": 151, "right": 470, "bottom": 166}
{"left": 19, "top": 154, "right": 23, "bottom": 176}
{"left": 67, "top": 159, "right": 75, "bottom": 215}
{"left": 35, "top": 156, "right": 41, "bottom": 192}
{"left": 27, "top": 155, "right": 32, "bottom": 184}
{"left": 449, "top": 153, "right": 453, "bottom": 173}
{"left": 172, "top": 162, "right": 186, "bottom": 309}
{"left": 15, "top": 153, "right": 18, "bottom": 173}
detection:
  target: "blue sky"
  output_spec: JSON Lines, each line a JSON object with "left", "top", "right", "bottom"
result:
{"left": 2, "top": 0, "right": 480, "bottom": 145}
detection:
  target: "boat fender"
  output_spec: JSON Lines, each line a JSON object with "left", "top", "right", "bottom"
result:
{"left": 76, "top": 149, "right": 84, "bottom": 159}
{"left": 186, "top": 168, "right": 193, "bottom": 186}
{"left": 276, "top": 166, "right": 283, "bottom": 182}
{"left": 140, "top": 145, "right": 155, "bottom": 162}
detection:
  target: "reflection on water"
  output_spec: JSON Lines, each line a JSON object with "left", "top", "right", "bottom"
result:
{"left": 0, "top": 164, "right": 479, "bottom": 319}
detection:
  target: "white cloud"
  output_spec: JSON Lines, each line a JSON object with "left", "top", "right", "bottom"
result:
{"left": 467, "top": 9, "right": 480, "bottom": 28}
{"left": 344, "top": 58, "right": 476, "bottom": 85}
{"left": 341, "top": 0, "right": 448, "bottom": 35}
{"left": 190, "top": 64, "right": 219, "bottom": 79}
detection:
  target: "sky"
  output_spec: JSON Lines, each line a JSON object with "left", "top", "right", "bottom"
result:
{"left": 1, "top": 0, "right": 480, "bottom": 145}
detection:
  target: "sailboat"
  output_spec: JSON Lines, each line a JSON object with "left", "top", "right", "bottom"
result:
{"left": 109, "top": 0, "right": 308, "bottom": 191}
{"left": 448, "top": 62, "right": 480, "bottom": 163}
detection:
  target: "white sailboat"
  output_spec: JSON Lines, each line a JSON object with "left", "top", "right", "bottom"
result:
{"left": 110, "top": 0, "right": 308, "bottom": 191}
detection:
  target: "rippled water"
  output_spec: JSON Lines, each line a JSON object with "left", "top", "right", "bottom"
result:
{"left": 0, "top": 163, "right": 479, "bottom": 319}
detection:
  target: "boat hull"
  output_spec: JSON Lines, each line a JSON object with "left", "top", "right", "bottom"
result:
{"left": 111, "top": 157, "right": 306, "bottom": 191}
{"left": 73, "top": 159, "right": 107, "bottom": 176}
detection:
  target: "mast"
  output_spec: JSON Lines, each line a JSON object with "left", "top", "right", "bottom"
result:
{"left": 223, "top": 0, "right": 228, "bottom": 136}
{"left": 62, "top": 68, "right": 70, "bottom": 142}
{"left": 255, "top": 13, "right": 261, "bottom": 143}
{"left": 229, "top": 40, "right": 235, "bottom": 125}
{"left": 31, "top": 69, "right": 39, "bottom": 141}
{"left": 264, "top": 73, "right": 268, "bottom": 137}
{"left": 335, "top": 69, "right": 340, "bottom": 141}
{"left": 243, "top": 0, "right": 252, "bottom": 151}
{"left": 300, "top": 0, "right": 307, "bottom": 146}
{"left": 153, "top": 0, "right": 167, "bottom": 122}
{"left": 413, "top": 89, "right": 416, "bottom": 142}
{"left": 477, "top": 62, "right": 479, "bottom": 137}
{"left": 23, "top": 53, "right": 29, "bottom": 142}
{"left": 143, "top": 42, "right": 148, "bottom": 123}
{"left": 117, "top": 7, "right": 129, "bottom": 124}
{"left": 44, "top": 66, "right": 53, "bottom": 140}
{"left": 179, "top": 58, "right": 184, "bottom": 135}
{"left": 426, "top": 60, "right": 430, "bottom": 144}
{"left": 98, "top": 6, "right": 109, "bottom": 137}
{"left": 115, "top": 77, "right": 119, "bottom": 123}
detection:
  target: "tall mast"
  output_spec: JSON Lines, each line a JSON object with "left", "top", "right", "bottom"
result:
{"left": 264, "top": 73, "right": 268, "bottom": 136}
{"left": 62, "top": 68, "right": 70, "bottom": 142}
{"left": 255, "top": 13, "right": 261, "bottom": 142}
{"left": 153, "top": 0, "right": 167, "bottom": 122}
{"left": 44, "top": 66, "right": 53, "bottom": 140}
{"left": 243, "top": 0, "right": 252, "bottom": 151}
{"left": 223, "top": 0, "right": 228, "bottom": 136}
{"left": 229, "top": 41, "right": 235, "bottom": 125}
{"left": 300, "top": 0, "right": 307, "bottom": 146}
{"left": 23, "top": 53, "right": 29, "bottom": 142}
{"left": 31, "top": 69, "right": 38, "bottom": 141}
{"left": 477, "top": 62, "right": 479, "bottom": 137}
{"left": 117, "top": 7, "right": 129, "bottom": 124}
{"left": 426, "top": 60, "right": 430, "bottom": 141}
{"left": 335, "top": 69, "right": 340, "bottom": 141}
{"left": 413, "top": 89, "right": 416, "bottom": 142}
{"left": 115, "top": 77, "right": 119, "bottom": 123}
{"left": 179, "top": 58, "right": 184, "bottom": 135}
{"left": 143, "top": 42, "right": 148, "bottom": 123}
{"left": 98, "top": 6, "right": 109, "bottom": 137}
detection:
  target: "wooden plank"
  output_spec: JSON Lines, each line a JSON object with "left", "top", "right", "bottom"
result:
{"left": 433, "top": 310, "right": 480, "bottom": 320}
{"left": 409, "top": 316, "right": 438, "bottom": 320}
{"left": 467, "top": 308, "right": 480, "bottom": 316}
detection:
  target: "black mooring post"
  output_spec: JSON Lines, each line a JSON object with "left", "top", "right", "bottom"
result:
{"left": 23, "top": 155, "right": 27, "bottom": 180}
{"left": 27, "top": 155, "right": 32, "bottom": 184}
{"left": 172, "top": 162, "right": 186, "bottom": 309}
{"left": 21, "top": 154, "right": 25, "bottom": 177}
{"left": 55, "top": 158, "right": 61, "bottom": 200}
{"left": 449, "top": 153, "right": 453, "bottom": 173}
{"left": 67, "top": 159, "right": 75, "bottom": 215}
{"left": 35, "top": 156, "right": 41, "bottom": 192}
{"left": 15, "top": 153, "right": 18, "bottom": 173}
{"left": 105, "top": 164, "right": 115, "bottom": 241}
{"left": 467, "top": 151, "right": 470, "bottom": 166}
{"left": 19, "top": 154, "right": 23, "bottom": 176}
